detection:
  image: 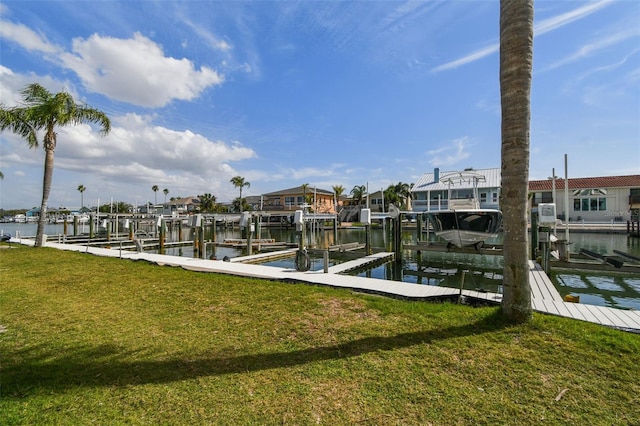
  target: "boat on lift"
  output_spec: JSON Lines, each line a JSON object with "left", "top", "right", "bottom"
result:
{"left": 424, "top": 171, "right": 502, "bottom": 248}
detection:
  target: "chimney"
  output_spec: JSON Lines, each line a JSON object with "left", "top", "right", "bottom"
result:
{"left": 434, "top": 167, "right": 440, "bottom": 183}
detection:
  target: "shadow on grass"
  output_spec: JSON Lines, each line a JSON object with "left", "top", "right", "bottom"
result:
{"left": 2, "top": 309, "right": 510, "bottom": 397}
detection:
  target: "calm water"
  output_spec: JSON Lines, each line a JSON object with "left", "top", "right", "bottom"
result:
{"left": 3, "top": 222, "right": 639, "bottom": 309}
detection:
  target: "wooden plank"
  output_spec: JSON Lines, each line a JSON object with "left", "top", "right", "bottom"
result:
{"left": 229, "top": 248, "right": 298, "bottom": 263}
{"left": 327, "top": 252, "right": 394, "bottom": 274}
{"left": 579, "top": 304, "right": 618, "bottom": 327}
{"left": 550, "top": 301, "right": 578, "bottom": 319}
{"left": 608, "top": 309, "right": 640, "bottom": 329}
{"left": 533, "top": 299, "right": 561, "bottom": 316}
{"left": 528, "top": 261, "right": 563, "bottom": 301}
{"left": 571, "top": 304, "right": 602, "bottom": 324}
{"left": 623, "top": 310, "right": 640, "bottom": 327}
{"left": 581, "top": 305, "right": 616, "bottom": 326}
{"left": 560, "top": 302, "right": 588, "bottom": 321}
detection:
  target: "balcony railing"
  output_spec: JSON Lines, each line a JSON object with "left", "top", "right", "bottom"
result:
{"left": 412, "top": 199, "right": 500, "bottom": 212}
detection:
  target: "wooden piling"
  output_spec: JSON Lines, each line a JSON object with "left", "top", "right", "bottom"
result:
{"left": 530, "top": 208, "right": 538, "bottom": 260}
{"left": 199, "top": 220, "right": 205, "bottom": 258}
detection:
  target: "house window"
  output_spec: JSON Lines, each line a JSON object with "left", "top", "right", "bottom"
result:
{"left": 574, "top": 197, "right": 607, "bottom": 211}
{"left": 573, "top": 188, "right": 607, "bottom": 196}
{"left": 285, "top": 196, "right": 295, "bottom": 207}
{"left": 492, "top": 192, "right": 498, "bottom": 203}
{"left": 480, "top": 192, "right": 487, "bottom": 203}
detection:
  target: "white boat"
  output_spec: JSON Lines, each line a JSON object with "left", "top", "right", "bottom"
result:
{"left": 66, "top": 213, "right": 90, "bottom": 223}
{"left": 424, "top": 172, "right": 502, "bottom": 248}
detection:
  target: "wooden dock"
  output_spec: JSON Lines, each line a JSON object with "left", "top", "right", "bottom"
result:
{"left": 11, "top": 237, "right": 640, "bottom": 332}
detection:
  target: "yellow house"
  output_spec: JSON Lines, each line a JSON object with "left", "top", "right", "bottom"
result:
{"left": 262, "top": 186, "right": 337, "bottom": 214}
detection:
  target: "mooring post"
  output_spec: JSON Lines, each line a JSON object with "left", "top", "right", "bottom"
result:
{"left": 539, "top": 226, "right": 550, "bottom": 274}
{"left": 458, "top": 270, "right": 466, "bottom": 304}
{"left": 394, "top": 217, "right": 403, "bottom": 264}
{"left": 364, "top": 224, "right": 370, "bottom": 255}
{"left": 253, "top": 215, "right": 262, "bottom": 239}
{"left": 199, "top": 219, "right": 205, "bottom": 258}
{"left": 193, "top": 226, "right": 199, "bottom": 257}
{"left": 323, "top": 249, "right": 329, "bottom": 273}
{"left": 73, "top": 215, "right": 79, "bottom": 236}
{"left": 89, "top": 214, "right": 95, "bottom": 238}
{"left": 247, "top": 220, "right": 253, "bottom": 256}
{"left": 159, "top": 218, "right": 166, "bottom": 253}
{"left": 416, "top": 214, "right": 423, "bottom": 257}
{"left": 531, "top": 207, "right": 539, "bottom": 260}
{"left": 63, "top": 219, "right": 68, "bottom": 236}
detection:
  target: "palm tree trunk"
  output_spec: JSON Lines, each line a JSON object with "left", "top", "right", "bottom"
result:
{"left": 500, "top": 0, "right": 533, "bottom": 322}
{"left": 35, "top": 147, "right": 54, "bottom": 247}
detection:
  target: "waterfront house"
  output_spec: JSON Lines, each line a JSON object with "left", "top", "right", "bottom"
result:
{"left": 411, "top": 167, "right": 501, "bottom": 212}
{"left": 262, "top": 186, "right": 337, "bottom": 214}
{"left": 161, "top": 196, "right": 201, "bottom": 215}
{"left": 528, "top": 175, "right": 640, "bottom": 222}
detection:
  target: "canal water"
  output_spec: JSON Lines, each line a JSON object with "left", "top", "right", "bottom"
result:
{"left": 3, "top": 222, "right": 639, "bottom": 310}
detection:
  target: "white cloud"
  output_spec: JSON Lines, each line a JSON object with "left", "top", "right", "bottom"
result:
{"left": 543, "top": 27, "right": 639, "bottom": 72}
{"left": 431, "top": 0, "right": 614, "bottom": 73}
{"left": 428, "top": 137, "right": 471, "bottom": 167}
{"left": 180, "top": 16, "right": 232, "bottom": 52}
{"left": 0, "top": 19, "right": 61, "bottom": 54}
{"left": 0, "top": 18, "right": 226, "bottom": 108}
{"left": 60, "top": 32, "right": 224, "bottom": 107}
{"left": 534, "top": 0, "right": 612, "bottom": 36}
{"left": 52, "top": 112, "right": 256, "bottom": 177}
{"left": 432, "top": 44, "right": 498, "bottom": 73}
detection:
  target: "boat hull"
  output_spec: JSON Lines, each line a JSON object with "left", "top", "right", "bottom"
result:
{"left": 425, "top": 210, "right": 502, "bottom": 248}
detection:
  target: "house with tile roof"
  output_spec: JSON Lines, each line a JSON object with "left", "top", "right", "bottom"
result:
{"left": 261, "top": 185, "right": 337, "bottom": 214}
{"left": 160, "top": 196, "right": 201, "bottom": 215}
{"left": 528, "top": 174, "right": 640, "bottom": 222}
{"left": 411, "top": 167, "right": 501, "bottom": 212}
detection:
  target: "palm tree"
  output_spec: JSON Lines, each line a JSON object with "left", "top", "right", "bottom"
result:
{"left": 300, "top": 183, "right": 310, "bottom": 206}
{"left": 163, "top": 188, "right": 169, "bottom": 203}
{"left": 383, "top": 184, "right": 401, "bottom": 210}
{"left": 198, "top": 193, "right": 217, "bottom": 213}
{"left": 332, "top": 184, "right": 345, "bottom": 211}
{"left": 230, "top": 176, "right": 250, "bottom": 212}
{"left": 0, "top": 171, "right": 4, "bottom": 180}
{"left": 500, "top": 0, "right": 534, "bottom": 322}
{"left": 393, "top": 182, "right": 412, "bottom": 210}
{"left": 77, "top": 185, "right": 86, "bottom": 209}
{"left": 350, "top": 185, "right": 367, "bottom": 205}
{"left": 152, "top": 185, "right": 159, "bottom": 205}
{"left": 0, "top": 83, "right": 110, "bottom": 247}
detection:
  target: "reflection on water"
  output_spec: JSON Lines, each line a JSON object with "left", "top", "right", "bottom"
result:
{"left": 554, "top": 272, "right": 640, "bottom": 310}
{"left": 3, "top": 222, "right": 639, "bottom": 309}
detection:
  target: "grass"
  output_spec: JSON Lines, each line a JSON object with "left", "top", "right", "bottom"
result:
{"left": 1, "top": 244, "right": 639, "bottom": 425}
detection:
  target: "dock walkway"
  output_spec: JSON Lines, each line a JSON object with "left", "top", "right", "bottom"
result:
{"left": 11, "top": 237, "right": 640, "bottom": 332}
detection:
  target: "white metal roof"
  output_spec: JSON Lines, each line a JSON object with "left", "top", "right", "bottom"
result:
{"left": 411, "top": 168, "right": 501, "bottom": 192}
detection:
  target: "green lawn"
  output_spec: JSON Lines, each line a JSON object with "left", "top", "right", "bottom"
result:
{"left": 1, "top": 244, "right": 638, "bottom": 425}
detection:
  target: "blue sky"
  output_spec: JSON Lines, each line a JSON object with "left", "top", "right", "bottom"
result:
{"left": 0, "top": 0, "right": 638, "bottom": 210}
